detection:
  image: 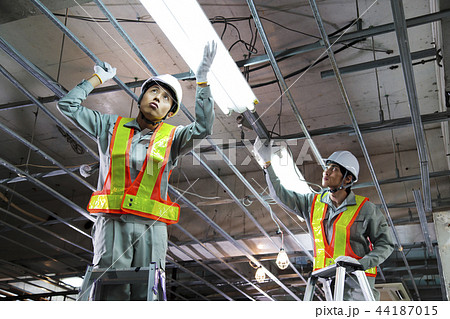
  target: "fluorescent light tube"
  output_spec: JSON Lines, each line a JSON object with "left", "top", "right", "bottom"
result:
{"left": 140, "top": 0, "right": 258, "bottom": 115}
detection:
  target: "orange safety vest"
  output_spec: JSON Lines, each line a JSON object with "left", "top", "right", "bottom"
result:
{"left": 310, "top": 193, "right": 377, "bottom": 277}
{"left": 87, "top": 117, "right": 181, "bottom": 225}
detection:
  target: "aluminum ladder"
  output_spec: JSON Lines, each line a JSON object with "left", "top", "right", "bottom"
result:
{"left": 77, "top": 262, "right": 161, "bottom": 301}
{"left": 303, "top": 260, "right": 375, "bottom": 301}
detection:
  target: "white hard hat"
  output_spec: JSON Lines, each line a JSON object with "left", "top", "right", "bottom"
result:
{"left": 138, "top": 74, "right": 183, "bottom": 116}
{"left": 324, "top": 151, "right": 359, "bottom": 182}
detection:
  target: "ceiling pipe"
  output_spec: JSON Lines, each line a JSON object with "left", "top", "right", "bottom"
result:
{"left": 0, "top": 119, "right": 96, "bottom": 192}
{"left": 412, "top": 190, "right": 434, "bottom": 254}
{"left": 168, "top": 240, "right": 250, "bottom": 300}
{"left": 174, "top": 223, "right": 274, "bottom": 300}
{"left": 307, "top": 0, "right": 421, "bottom": 300}
{"left": 169, "top": 185, "right": 301, "bottom": 300}
{"left": 0, "top": 183, "right": 91, "bottom": 239}
{"left": 29, "top": 0, "right": 136, "bottom": 101}
{"left": 245, "top": 0, "right": 325, "bottom": 170}
{"left": 0, "top": 37, "right": 99, "bottom": 160}
{"left": 0, "top": 157, "right": 95, "bottom": 223}
{"left": 390, "top": 0, "right": 432, "bottom": 213}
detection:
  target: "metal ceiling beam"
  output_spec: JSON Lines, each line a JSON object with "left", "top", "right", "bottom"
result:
{"left": 307, "top": 0, "right": 421, "bottom": 300}
{"left": 168, "top": 239, "right": 252, "bottom": 300}
{"left": 0, "top": 37, "right": 99, "bottom": 161}
{"left": 0, "top": 120, "right": 95, "bottom": 192}
{"left": 412, "top": 189, "right": 434, "bottom": 255}
{"left": 390, "top": 0, "right": 432, "bottom": 213}
{"left": 0, "top": 183, "right": 92, "bottom": 239}
{"left": 236, "top": 9, "right": 450, "bottom": 67}
{"left": 0, "top": 157, "right": 95, "bottom": 222}
{"left": 246, "top": 0, "right": 325, "bottom": 169}
{"left": 174, "top": 223, "right": 274, "bottom": 300}
{"left": 320, "top": 48, "right": 437, "bottom": 78}
{"left": 169, "top": 185, "right": 300, "bottom": 301}
{"left": 166, "top": 255, "right": 233, "bottom": 301}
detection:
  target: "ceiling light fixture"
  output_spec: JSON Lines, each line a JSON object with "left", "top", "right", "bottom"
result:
{"left": 255, "top": 267, "right": 266, "bottom": 283}
{"left": 271, "top": 142, "right": 312, "bottom": 194}
{"left": 140, "top": 0, "right": 259, "bottom": 115}
{"left": 276, "top": 231, "right": 289, "bottom": 270}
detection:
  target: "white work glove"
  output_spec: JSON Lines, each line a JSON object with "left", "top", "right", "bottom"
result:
{"left": 93, "top": 61, "right": 116, "bottom": 84}
{"left": 196, "top": 41, "right": 217, "bottom": 84}
{"left": 253, "top": 136, "right": 273, "bottom": 168}
{"left": 335, "top": 256, "right": 361, "bottom": 266}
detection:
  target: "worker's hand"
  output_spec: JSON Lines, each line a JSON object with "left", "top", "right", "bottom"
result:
{"left": 196, "top": 41, "right": 217, "bottom": 84}
{"left": 335, "top": 256, "right": 361, "bottom": 266}
{"left": 253, "top": 136, "right": 273, "bottom": 168}
{"left": 93, "top": 61, "right": 116, "bottom": 84}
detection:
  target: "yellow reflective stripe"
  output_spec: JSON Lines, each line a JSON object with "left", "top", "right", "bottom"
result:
{"left": 311, "top": 197, "right": 326, "bottom": 269}
{"left": 88, "top": 194, "right": 124, "bottom": 211}
{"left": 333, "top": 195, "right": 366, "bottom": 257}
{"left": 122, "top": 194, "right": 179, "bottom": 221}
{"left": 110, "top": 117, "right": 134, "bottom": 194}
{"left": 136, "top": 123, "right": 175, "bottom": 197}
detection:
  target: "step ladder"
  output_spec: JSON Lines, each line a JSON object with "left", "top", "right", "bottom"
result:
{"left": 77, "top": 262, "right": 163, "bottom": 301}
{"left": 303, "top": 260, "right": 375, "bottom": 301}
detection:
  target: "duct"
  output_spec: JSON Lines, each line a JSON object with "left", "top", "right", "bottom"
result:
{"left": 174, "top": 223, "right": 274, "bottom": 300}
{"left": 0, "top": 184, "right": 91, "bottom": 239}
{"left": 246, "top": 0, "right": 325, "bottom": 170}
{"left": 169, "top": 185, "right": 300, "bottom": 300}
{"left": 236, "top": 9, "right": 450, "bottom": 67}
{"left": 0, "top": 157, "right": 95, "bottom": 223}
{"left": 0, "top": 206, "right": 92, "bottom": 255}
{"left": 166, "top": 256, "right": 233, "bottom": 301}
{"left": 168, "top": 240, "right": 249, "bottom": 300}
{"left": 0, "top": 38, "right": 99, "bottom": 161}
{"left": 390, "top": 0, "right": 432, "bottom": 213}
{"left": 307, "top": 0, "right": 421, "bottom": 300}
{"left": 0, "top": 120, "right": 96, "bottom": 192}
{"left": 320, "top": 48, "right": 437, "bottom": 78}
{"left": 412, "top": 190, "right": 434, "bottom": 254}
{"left": 29, "top": 0, "right": 137, "bottom": 101}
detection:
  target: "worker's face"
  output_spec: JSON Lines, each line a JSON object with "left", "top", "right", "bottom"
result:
{"left": 139, "top": 84, "right": 175, "bottom": 121}
{"left": 322, "top": 163, "right": 345, "bottom": 188}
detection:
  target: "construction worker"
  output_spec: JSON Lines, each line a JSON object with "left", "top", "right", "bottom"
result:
{"left": 58, "top": 42, "right": 217, "bottom": 300}
{"left": 253, "top": 140, "right": 394, "bottom": 300}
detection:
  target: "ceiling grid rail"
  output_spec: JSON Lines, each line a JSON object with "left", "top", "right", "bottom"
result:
{"left": 390, "top": 0, "right": 432, "bottom": 213}
{"left": 245, "top": 0, "right": 326, "bottom": 170}
{"left": 306, "top": 0, "right": 421, "bottom": 300}
{"left": 0, "top": 38, "right": 99, "bottom": 161}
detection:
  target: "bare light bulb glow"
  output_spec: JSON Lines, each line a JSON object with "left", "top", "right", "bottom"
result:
{"left": 140, "top": 0, "right": 258, "bottom": 115}
{"left": 271, "top": 143, "right": 311, "bottom": 194}
{"left": 255, "top": 267, "right": 266, "bottom": 283}
{"left": 276, "top": 248, "right": 289, "bottom": 270}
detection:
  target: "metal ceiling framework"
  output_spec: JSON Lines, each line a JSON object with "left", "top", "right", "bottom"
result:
{"left": 0, "top": 0, "right": 448, "bottom": 301}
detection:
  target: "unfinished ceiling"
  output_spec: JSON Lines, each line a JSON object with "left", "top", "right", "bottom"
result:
{"left": 0, "top": 0, "right": 449, "bottom": 301}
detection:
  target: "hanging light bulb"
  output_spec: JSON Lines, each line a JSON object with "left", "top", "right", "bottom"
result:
{"left": 255, "top": 267, "right": 266, "bottom": 283}
{"left": 276, "top": 248, "right": 290, "bottom": 270}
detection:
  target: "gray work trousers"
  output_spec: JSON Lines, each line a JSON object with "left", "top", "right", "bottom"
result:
{"left": 91, "top": 215, "right": 168, "bottom": 300}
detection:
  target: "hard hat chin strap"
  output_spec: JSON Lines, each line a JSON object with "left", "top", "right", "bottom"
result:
{"left": 328, "top": 171, "right": 354, "bottom": 193}
{"left": 138, "top": 109, "right": 171, "bottom": 126}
